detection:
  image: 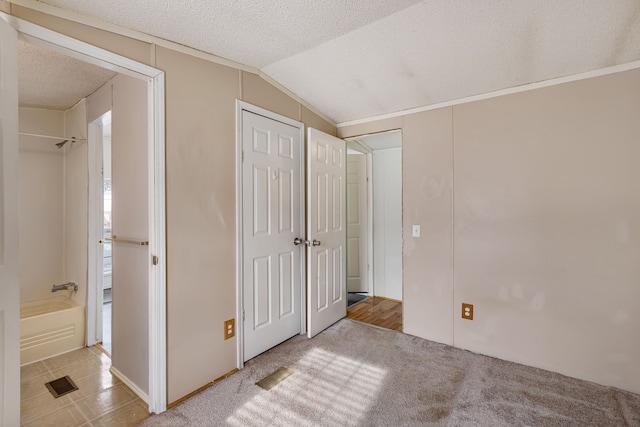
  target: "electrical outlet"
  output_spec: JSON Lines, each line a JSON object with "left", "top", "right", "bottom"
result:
{"left": 462, "top": 303, "right": 473, "bottom": 320}
{"left": 224, "top": 319, "right": 235, "bottom": 340}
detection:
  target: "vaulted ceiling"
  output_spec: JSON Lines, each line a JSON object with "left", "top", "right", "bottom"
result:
{"left": 19, "top": 0, "right": 640, "bottom": 123}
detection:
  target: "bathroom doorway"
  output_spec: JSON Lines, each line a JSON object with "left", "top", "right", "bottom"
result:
{"left": 7, "top": 12, "right": 167, "bottom": 414}
{"left": 88, "top": 111, "right": 113, "bottom": 355}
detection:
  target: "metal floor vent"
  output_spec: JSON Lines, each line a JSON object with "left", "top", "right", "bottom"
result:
{"left": 45, "top": 375, "right": 79, "bottom": 398}
{"left": 256, "top": 367, "right": 294, "bottom": 391}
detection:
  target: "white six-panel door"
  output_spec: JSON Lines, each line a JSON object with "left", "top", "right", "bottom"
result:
{"left": 346, "top": 154, "right": 368, "bottom": 293}
{"left": 307, "top": 128, "right": 347, "bottom": 338}
{"left": 0, "top": 16, "right": 20, "bottom": 426}
{"left": 242, "top": 110, "right": 303, "bottom": 361}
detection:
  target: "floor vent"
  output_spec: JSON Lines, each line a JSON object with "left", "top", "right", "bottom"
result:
{"left": 256, "top": 367, "right": 294, "bottom": 390}
{"left": 45, "top": 375, "right": 79, "bottom": 398}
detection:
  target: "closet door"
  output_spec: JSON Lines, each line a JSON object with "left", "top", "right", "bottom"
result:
{"left": 307, "top": 128, "right": 347, "bottom": 338}
{"left": 110, "top": 74, "right": 150, "bottom": 394}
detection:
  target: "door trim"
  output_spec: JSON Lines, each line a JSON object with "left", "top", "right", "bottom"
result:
{"left": 235, "top": 100, "right": 305, "bottom": 369}
{"left": 1, "top": 12, "right": 168, "bottom": 413}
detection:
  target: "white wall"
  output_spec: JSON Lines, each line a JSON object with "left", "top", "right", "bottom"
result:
{"left": 373, "top": 147, "right": 403, "bottom": 300}
{"left": 18, "top": 107, "right": 65, "bottom": 303}
{"left": 63, "top": 100, "right": 88, "bottom": 307}
{"left": 19, "top": 104, "right": 88, "bottom": 308}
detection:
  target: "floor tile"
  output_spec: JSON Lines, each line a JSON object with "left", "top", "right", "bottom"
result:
{"left": 75, "top": 384, "right": 137, "bottom": 421}
{"left": 42, "top": 347, "right": 95, "bottom": 370}
{"left": 91, "top": 400, "right": 149, "bottom": 426}
{"left": 51, "top": 357, "right": 104, "bottom": 383}
{"left": 20, "top": 361, "right": 48, "bottom": 381}
{"left": 21, "top": 392, "right": 73, "bottom": 424}
{"left": 23, "top": 404, "right": 88, "bottom": 427}
{"left": 21, "top": 371, "right": 55, "bottom": 401}
{"left": 68, "top": 369, "right": 121, "bottom": 402}
{"left": 21, "top": 346, "right": 146, "bottom": 425}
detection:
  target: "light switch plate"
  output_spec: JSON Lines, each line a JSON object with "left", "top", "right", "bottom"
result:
{"left": 412, "top": 225, "right": 421, "bottom": 237}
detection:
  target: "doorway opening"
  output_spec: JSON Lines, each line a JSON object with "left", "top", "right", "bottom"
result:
{"left": 7, "top": 11, "right": 167, "bottom": 415}
{"left": 88, "top": 111, "right": 113, "bottom": 355}
{"left": 345, "top": 130, "right": 403, "bottom": 332}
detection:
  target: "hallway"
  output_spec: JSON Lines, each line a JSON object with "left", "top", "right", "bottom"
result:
{"left": 346, "top": 297, "right": 402, "bottom": 332}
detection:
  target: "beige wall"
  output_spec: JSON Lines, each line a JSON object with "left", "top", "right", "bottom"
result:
{"left": 10, "top": 5, "right": 336, "bottom": 404}
{"left": 19, "top": 102, "right": 88, "bottom": 307}
{"left": 339, "top": 68, "right": 640, "bottom": 394}
{"left": 18, "top": 108, "right": 65, "bottom": 303}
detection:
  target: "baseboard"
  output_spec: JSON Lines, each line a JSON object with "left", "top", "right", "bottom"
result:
{"left": 110, "top": 366, "right": 149, "bottom": 404}
{"left": 168, "top": 368, "right": 239, "bottom": 409}
{"left": 373, "top": 295, "right": 402, "bottom": 303}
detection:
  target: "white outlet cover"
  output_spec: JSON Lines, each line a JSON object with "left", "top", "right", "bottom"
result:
{"left": 412, "top": 225, "right": 421, "bottom": 237}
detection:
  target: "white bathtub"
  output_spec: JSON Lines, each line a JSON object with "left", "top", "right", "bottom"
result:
{"left": 20, "top": 296, "right": 85, "bottom": 365}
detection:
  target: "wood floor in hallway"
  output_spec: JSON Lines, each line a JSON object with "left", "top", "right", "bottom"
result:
{"left": 347, "top": 296, "right": 402, "bottom": 332}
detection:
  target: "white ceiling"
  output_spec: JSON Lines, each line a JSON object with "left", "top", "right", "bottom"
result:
{"left": 22, "top": 0, "right": 640, "bottom": 123}
{"left": 349, "top": 130, "right": 402, "bottom": 152}
{"left": 18, "top": 39, "right": 116, "bottom": 110}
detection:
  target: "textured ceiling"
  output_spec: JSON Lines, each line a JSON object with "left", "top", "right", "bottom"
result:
{"left": 26, "top": 0, "right": 640, "bottom": 122}
{"left": 349, "top": 130, "right": 402, "bottom": 151}
{"left": 18, "top": 39, "right": 116, "bottom": 110}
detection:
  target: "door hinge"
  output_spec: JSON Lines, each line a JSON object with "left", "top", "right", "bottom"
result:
{"left": 152, "top": 255, "right": 159, "bottom": 265}
{"left": 242, "top": 308, "right": 245, "bottom": 321}
{"left": 242, "top": 150, "right": 245, "bottom": 162}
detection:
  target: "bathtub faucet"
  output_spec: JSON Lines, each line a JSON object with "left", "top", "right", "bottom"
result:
{"left": 51, "top": 282, "right": 78, "bottom": 292}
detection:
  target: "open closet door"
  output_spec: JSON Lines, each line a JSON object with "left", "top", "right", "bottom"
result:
{"left": 307, "top": 128, "right": 347, "bottom": 338}
{"left": 0, "top": 15, "right": 20, "bottom": 426}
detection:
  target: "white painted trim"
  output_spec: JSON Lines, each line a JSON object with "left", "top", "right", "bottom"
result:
{"left": 1, "top": 12, "right": 159, "bottom": 79}
{"left": 336, "top": 60, "right": 640, "bottom": 128}
{"left": 6, "top": 0, "right": 257, "bottom": 73}
{"left": 234, "top": 102, "right": 245, "bottom": 370}
{"left": 365, "top": 153, "right": 374, "bottom": 296}
{"left": 235, "top": 100, "right": 306, "bottom": 370}
{"left": 110, "top": 366, "right": 149, "bottom": 404}
{"left": 86, "top": 119, "right": 103, "bottom": 347}
{"left": 1, "top": 11, "right": 168, "bottom": 414}
{"left": 148, "top": 72, "right": 167, "bottom": 414}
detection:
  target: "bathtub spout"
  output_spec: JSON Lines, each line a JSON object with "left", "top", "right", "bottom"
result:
{"left": 51, "top": 282, "right": 78, "bottom": 292}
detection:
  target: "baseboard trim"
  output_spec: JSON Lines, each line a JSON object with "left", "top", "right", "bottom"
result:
{"left": 167, "top": 368, "right": 239, "bottom": 409}
{"left": 110, "top": 366, "right": 149, "bottom": 405}
{"left": 374, "top": 296, "right": 402, "bottom": 303}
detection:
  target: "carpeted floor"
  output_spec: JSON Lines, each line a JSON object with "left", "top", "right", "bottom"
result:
{"left": 138, "top": 319, "right": 640, "bottom": 426}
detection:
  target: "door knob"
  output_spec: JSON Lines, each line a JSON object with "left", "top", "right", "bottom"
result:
{"left": 294, "top": 237, "right": 307, "bottom": 246}
{"left": 312, "top": 239, "right": 321, "bottom": 246}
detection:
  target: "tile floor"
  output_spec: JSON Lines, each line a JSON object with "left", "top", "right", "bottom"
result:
{"left": 21, "top": 346, "right": 149, "bottom": 426}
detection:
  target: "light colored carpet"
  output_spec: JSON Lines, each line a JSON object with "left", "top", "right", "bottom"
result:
{"left": 138, "top": 319, "right": 640, "bottom": 426}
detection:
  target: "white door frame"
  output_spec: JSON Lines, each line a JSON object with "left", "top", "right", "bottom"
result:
{"left": 0, "top": 12, "right": 168, "bottom": 413}
{"left": 235, "top": 100, "right": 306, "bottom": 369}
{"left": 87, "top": 113, "right": 108, "bottom": 347}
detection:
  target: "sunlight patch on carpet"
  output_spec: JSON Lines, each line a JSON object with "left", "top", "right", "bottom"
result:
{"left": 227, "top": 347, "right": 387, "bottom": 426}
